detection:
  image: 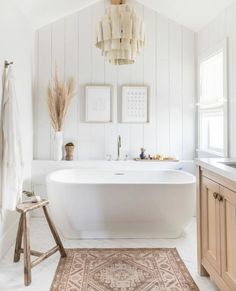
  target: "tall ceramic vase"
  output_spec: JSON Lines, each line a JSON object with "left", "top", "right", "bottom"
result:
{"left": 54, "top": 131, "right": 63, "bottom": 161}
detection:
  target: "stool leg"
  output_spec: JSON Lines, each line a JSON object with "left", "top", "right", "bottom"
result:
{"left": 42, "top": 206, "right": 66, "bottom": 258}
{"left": 23, "top": 212, "right": 31, "bottom": 286}
{"left": 14, "top": 214, "right": 23, "bottom": 262}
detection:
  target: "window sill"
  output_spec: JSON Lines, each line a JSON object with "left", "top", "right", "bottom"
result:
{"left": 196, "top": 149, "right": 226, "bottom": 158}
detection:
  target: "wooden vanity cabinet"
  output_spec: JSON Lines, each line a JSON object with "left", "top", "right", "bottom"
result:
{"left": 220, "top": 186, "right": 236, "bottom": 290}
{"left": 197, "top": 167, "right": 236, "bottom": 291}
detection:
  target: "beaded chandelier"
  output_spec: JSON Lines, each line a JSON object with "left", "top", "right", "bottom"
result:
{"left": 95, "top": 0, "right": 145, "bottom": 65}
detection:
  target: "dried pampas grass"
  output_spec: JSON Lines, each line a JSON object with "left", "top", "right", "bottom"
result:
{"left": 47, "top": 68, "right": 76, "bottom": 132}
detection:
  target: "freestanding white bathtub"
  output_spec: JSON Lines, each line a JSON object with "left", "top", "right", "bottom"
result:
{"left": 47, "top": 169, "right": 196, "bottom": 239}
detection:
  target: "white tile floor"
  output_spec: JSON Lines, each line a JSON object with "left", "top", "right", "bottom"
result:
{"left": 0, "top": 218, "right": 219, "bottom": 291}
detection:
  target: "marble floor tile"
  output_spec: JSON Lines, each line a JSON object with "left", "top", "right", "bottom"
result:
{"left": 0, "top": 218, "right": 219, "bottom": 291}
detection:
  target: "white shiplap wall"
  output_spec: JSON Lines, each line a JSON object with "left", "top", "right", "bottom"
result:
{"left": 198, "top": 1, "right": 236, "bottom": 158}
{"left": 34, "top": 0, "right": 196, "bottom": 161}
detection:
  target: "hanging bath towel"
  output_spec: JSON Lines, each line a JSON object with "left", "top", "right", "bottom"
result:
{"left": 1, "top": 67, "right": 23, "bottom": 211}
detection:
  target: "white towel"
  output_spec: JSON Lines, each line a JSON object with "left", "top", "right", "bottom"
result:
{"left": 1, "top": 67, "right": 23, "bottom": 211}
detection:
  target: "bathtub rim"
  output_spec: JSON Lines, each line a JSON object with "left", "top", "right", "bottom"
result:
{"left": 46, "top": 168, "right": 196, "bottom": 186}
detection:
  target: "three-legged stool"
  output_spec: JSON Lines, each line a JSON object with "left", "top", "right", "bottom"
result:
{"left": 14, "top": 200, "right": 66, "bottom": 286}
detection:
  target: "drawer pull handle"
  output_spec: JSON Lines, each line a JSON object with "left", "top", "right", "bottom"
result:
{"left": 217, "top": 194, "right": 223, "bottom": 202}
{"left": 213, "top": 192, "right": 218, "bottom": 199}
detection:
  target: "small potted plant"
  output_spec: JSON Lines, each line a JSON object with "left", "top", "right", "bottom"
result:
{"left": 65, "top": 143, "right": 75, "bottom": 161}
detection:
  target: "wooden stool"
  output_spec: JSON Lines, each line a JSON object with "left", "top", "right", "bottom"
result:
{"left": 14, "top": 200, "right": 66, "bottom": 286}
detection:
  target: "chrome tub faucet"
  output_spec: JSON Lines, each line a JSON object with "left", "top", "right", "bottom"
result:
{"left": 117, "top": 135, "right": 121, "bottom": 160}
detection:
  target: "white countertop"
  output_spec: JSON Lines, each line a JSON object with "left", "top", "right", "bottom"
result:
{"left": 196, "top": 158, "right": 236, "bottom": 182}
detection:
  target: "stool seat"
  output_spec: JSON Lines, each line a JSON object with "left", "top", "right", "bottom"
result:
{"left": 14, "top": 199, "right": 66, "bottom": 286}
{"left": 16, "top": 199, "right": 49, "bottom": 213}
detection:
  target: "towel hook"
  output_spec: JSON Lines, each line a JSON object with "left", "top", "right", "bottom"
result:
{"left": 4, "top": 60, "right": 13, "bottom": 68}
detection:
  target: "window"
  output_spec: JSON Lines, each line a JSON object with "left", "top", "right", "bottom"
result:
{"left": 198, "top": 40, "right": 228, "bottom": 157}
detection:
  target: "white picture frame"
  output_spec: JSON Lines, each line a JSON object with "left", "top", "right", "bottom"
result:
{"left": 85, "top": 85, "right": 113, "bottom": 123}
{"left": 122, "top": 86, "right": 149, "bottom": 123}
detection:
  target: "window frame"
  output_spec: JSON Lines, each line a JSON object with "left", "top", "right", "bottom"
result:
{"left": 197, "top": 39, "right": 228, "bottom": 157}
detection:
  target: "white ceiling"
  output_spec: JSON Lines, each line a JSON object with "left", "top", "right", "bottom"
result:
{"left": 13, "top": 0, "right": 236, "bottom": 31}
{"left": 13, "top": 0, "right": 98, "bottom": 28}
{"left": 140, "top": 0, "right": 235, "bottom": 31}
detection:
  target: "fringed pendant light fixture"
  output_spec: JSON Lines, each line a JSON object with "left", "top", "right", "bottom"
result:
{"left": 95, "top": 0, "right": 145, "bottom": 65}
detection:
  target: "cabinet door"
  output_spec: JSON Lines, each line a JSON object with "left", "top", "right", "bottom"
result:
{"left": 220, "top": 186, "right": 236, "bottom": 290}
{"left": 201, "top": 176, "right": 221, "bottom": 274}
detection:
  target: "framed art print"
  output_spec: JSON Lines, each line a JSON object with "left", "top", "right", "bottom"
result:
{"left": 85, "top": 85, "right": 112, "bottom": 123}
{"left": 122, "top": 86, "right": 149, "bottom": 123}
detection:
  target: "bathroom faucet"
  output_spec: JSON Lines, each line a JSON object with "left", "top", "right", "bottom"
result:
{"left": 117, "top": 135, "right": 122, "bottom": 160}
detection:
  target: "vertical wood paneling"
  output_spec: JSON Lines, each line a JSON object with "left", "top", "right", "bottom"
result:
{"left": 104, "top": 0, "right": 118, "bottom": 160}
{"left": 183, "top": 28, "right": 196, "bottom": 159}
{"left": 35, "top": 0, "right": 196, "bottom": 161}
{"left": 91, "top": 2, "right": 105, "bottom": 83}
{"left": 51, "top": 19, "right": 65, "bottom": 159}
{"left": 104, "top": 62, "right": 119, "bottom": 158}
{"left": 103, "top": 0, "right": 119, "bottom": 160}
{"left": 169, "top": 22, "right": 183, "bottom": 159}
{"left": 37, "top": 26, "right": 52, "bottom": 159}
{"left": 117, "top": 65, "right": 131, "bottom": 158}
{"left": 129, "top": 1, "right": 145, "bottom": 158}
{"left": 116, "top": 0, "right": 132, "bottom": 158}
{"left": 90, "top": 1, "right": 106, "bottom": 159}
{"left": 52, "top": 20, "right": 65, "bottom": 78}
{"left": 104, "top": 81, "right": 118, "bottom": 160}
{"left": 156, "top": 15, "right": 170, "bottom": 156}
{"left": 33, "top": 31, "right": 39, "bottom": 159}
{"left": 64, "top": 14, "right": 79, "bottom": 159}
{"left": 143, "top": 7, "right": 157, "bottom": 155}
{"left": 78, "top": 7, "right": 93, "bottom": 160}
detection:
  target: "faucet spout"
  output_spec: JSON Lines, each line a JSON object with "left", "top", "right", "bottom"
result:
{"left": 117, "top": 136, "right": 122, "bottom": 160}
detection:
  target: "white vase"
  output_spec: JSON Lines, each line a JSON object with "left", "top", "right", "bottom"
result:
{"left": 53, "top": 131, "right": 63, "bottom": 161}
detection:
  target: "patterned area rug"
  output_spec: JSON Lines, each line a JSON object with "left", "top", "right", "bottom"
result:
{"left": 51, "top": 248, "right": 199, "bottom": 291}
